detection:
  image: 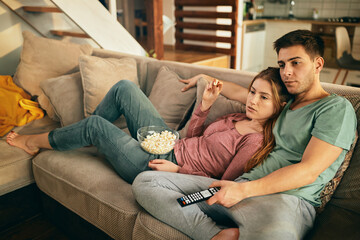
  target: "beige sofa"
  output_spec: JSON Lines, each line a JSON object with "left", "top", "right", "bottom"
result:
{"left": 1, "top": 32, "right": 360, "bottom": 239}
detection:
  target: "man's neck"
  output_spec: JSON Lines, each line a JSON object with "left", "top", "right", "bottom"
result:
{"left": 291, "top": 83, "right": 330, "bottom": 110}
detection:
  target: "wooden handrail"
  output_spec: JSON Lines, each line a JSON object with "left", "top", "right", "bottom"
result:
{"left": 175, "top": 0, "right": 236, "bottom": 7}
{"left": 175, "top": 10, "right": 236, "bottom": 19}
{"left": 22, "top": 6, "right": 62, "bottom": 13}
{"left": 50, "top": 30, "right": 89, "bottom": 38}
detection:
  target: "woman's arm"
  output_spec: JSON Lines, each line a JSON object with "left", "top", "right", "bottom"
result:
{"left": 207, "top": 136, "right": 343, "bottom": 207}
{"left": 186, "top": 80, "right": 223, "bottom": 137}
{"left": 180, "top": 74, "right": 248, "bottom": 104}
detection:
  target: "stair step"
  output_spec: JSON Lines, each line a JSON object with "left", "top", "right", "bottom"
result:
{"left": 22, "top": 6, "right": 62, "bottom": 13}
{"left": 50, "top": 30, "right": 89, "bottom": 38}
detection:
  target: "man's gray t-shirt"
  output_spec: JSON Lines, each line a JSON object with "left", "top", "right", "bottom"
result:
{"left": 242, "top": 94, "right": 357, "bottom": 206}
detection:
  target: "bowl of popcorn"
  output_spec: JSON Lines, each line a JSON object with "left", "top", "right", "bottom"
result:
{"left": 137, "top": 126, "right": 179, "bottom": 155}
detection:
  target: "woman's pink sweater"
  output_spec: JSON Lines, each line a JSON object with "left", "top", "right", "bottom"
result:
{"left": 174, "top": 104, "right": 263, "bottom": 180}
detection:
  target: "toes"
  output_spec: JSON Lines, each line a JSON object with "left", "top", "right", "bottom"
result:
{"left": 7, "top": 131, "right": 17, "bottom": 140}
{"left": 6, "top": 131, "right": 18, "bottom": 145}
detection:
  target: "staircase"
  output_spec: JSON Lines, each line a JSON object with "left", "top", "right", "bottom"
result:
{"left": 1, "top": 0, "right": 146, "bottom": 56}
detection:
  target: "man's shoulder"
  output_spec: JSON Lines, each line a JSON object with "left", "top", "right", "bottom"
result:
{"left": 318, "top": 94, "right": 354, "bottom": 111}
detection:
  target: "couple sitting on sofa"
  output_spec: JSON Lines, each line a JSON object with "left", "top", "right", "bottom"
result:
{"left": 7, "top": 30, "right": 356, "bottom": 239}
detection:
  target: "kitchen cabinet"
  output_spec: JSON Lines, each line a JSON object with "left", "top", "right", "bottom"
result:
{"left": 263, "top": 21, "right": 311, "bottom": 68}
{"left": 241, "top": 22, "right": 266, "bottom": 72}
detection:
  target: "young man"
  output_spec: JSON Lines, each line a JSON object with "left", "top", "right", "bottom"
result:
{"left": 132, "top": 30, "right": 357, "bottom": 240}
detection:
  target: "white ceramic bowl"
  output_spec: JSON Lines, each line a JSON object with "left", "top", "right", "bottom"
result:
{"left": 137, "top": 126, "right": 179, "bottom": 155}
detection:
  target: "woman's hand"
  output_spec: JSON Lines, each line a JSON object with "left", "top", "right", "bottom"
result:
{"left": 148, "top": 159, "right": 181, "bottom": 173}
{"left": 201, "top": 79, "right": 223, "bottom": 112}
{"left": 206, "top": 180, "right": 247, "bottom": 208}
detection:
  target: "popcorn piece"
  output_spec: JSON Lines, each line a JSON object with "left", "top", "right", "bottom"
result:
{"left": 213, "top": 79, "right": 219, "bottom": 86}
{"left": 140, "top": 130, "right": 177, "bottom": 154}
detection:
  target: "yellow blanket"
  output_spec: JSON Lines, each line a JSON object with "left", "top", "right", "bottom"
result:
{"left": 0, "top": 75, "right": 44, "bottom": 137}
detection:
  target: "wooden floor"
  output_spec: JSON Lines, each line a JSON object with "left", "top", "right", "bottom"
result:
{"left": 0, "top": 214, "right": 70, "bottom": 240}
{"left": 137, "top": 37, "right": 230, "bottom": 68}
{"left": 0, "top": 184, "right": 71, "bottom": 240}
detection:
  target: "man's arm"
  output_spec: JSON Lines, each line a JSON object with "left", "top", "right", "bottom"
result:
{"left": 180, "top": 74, "right": 248, "bottom": 104}
{"left": 208, "top": 136, "right": 343, "bottom": 207}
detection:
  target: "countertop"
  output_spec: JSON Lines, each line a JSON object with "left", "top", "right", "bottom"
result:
{"left": 243, "top": 18, "right": 360, "bottom": 26}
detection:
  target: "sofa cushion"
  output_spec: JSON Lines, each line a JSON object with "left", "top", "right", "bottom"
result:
{"left": 0, "top": 116, "right": 59, "bottom": 196}
{"left": 179, "top": 77, "right": 246, "bottom": 138}
{"left": 40, "top": 72, "right": 84, "bottom": 127}
{"left": 0, "top": 139, "right": 33, "bottom": 196}
{"left": 149, "top": 66, "right": 196, "bottom": 130}
{"left": 79, "top": 55, "right": 139, "bottom": 117}
{"left": 32, "top": 148, "right": 142, "bottom": 239}
{"left": 132, "top": 211, "right": 190, "bottom": 240}
{"left": 13, "top": 31, "right": 93, "bottom": 121}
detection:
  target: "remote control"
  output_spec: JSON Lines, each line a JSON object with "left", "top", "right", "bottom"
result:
{"left": 177, "top": 187, "right": 220, "bottom": 207}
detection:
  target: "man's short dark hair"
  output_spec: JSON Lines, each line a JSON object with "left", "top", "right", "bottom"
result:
{"left": 273, "top": 29, "right": 324, "bottom": 59}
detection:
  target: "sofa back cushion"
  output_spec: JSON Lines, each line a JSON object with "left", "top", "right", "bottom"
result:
{"left": 146, "top": 60, "right": 256, "bottom": 96}
{"left": 40, "top": 72, "right": 84, "bottom": 127}
{"left": 148, "top": 66, "right": 196, "bottom": 130}
{"left": 92, "top": 48, "right": 157, "bottom": 94}
{"left": 14, "top": 31, "right": 93, "bottom": 120}
{"left": 79, "top": 55, "right": 138, "bottom": 117}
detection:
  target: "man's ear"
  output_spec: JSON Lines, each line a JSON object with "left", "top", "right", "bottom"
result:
{"left": 281, "top": 101, "right": 287, "bottom": 107}
{"left": 315, "top": 57, "right": 324, "bottom": 74}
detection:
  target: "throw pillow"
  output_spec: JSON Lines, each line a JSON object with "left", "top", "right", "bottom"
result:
{"left": 316, "top": 94, "right": 360, "bottom": 214}
{"left": 316, "top": 131, "right": 358, "bottom": 214}
{"left": 178, "top": 77, "right": 246, "bottom": 138}
{"left": 13, "top": 31, "right": 93, "bottom": 120}
{"left": 40, "top": 72, "right": 84, "bottom": 127}
{"left": 148, "top": 66, "right": 197, "bottom": 130}
{"left": 79, "top": 55, "right": 138, "bottom": 117}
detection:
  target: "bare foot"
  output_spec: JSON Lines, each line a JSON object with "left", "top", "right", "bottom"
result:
{"left": 212, "top": 228, "right": 239, "bottom": 240}
{"left": 6, "top": 131, "right": 39, "bottom": 156}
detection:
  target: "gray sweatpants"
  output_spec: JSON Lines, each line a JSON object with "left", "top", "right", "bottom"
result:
{"left": 132, "top": 171, "right": 316, "bottom": 240}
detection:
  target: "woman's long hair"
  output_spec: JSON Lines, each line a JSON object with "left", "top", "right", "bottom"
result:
{"left": 244, "top": 67, "right": 292, "bottom": 173}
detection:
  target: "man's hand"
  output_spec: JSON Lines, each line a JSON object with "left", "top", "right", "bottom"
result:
{"left": 206, "top": 180, "right": 247, "bottom": 208}
{"left": 148, "top": 159, "right": 181, "bottom": 173}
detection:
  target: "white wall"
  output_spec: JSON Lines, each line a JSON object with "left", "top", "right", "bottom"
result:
{"left": 163, "top": 0, "right": 175, "bottom": 46}
{"left": 0, "top": 2, "right": 39, "bottom": 75}
{"left": 256, "top": 0, "right": 360, "bottom": 19}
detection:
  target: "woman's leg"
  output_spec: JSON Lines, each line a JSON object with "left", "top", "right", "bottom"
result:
{"left": 132, "top": 171, "right": 235, "bottom": 240}
{"left": 49, "top": 115, "right": 175, "bottom": 183}
{"left": 93, "top": 80, "right": 167, "bottom": 138}
{"left": 6, "top": 131, "right": 51, "bottom": 155}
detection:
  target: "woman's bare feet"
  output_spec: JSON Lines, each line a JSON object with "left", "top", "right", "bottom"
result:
{"left": 6, "top": 131, "right": 40, "bottom": 156}
{"left": 212, "top": 228, "right": 239, "bottom": 240}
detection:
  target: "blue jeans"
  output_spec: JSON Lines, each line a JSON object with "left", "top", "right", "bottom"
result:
{"left": 48, "top": 80, "right": 177, "bottom": 183}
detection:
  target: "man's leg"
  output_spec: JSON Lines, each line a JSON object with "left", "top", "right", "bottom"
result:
{"left": 224, "top": 182, "right": 316, "bottom": 240}
{"left": 133, "top": 171, "right": 232, "bottom": 240}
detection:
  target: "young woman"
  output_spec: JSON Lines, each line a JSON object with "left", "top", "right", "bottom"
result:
{"left": 6, "top": 67, "right": 290, "bottom": 183}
